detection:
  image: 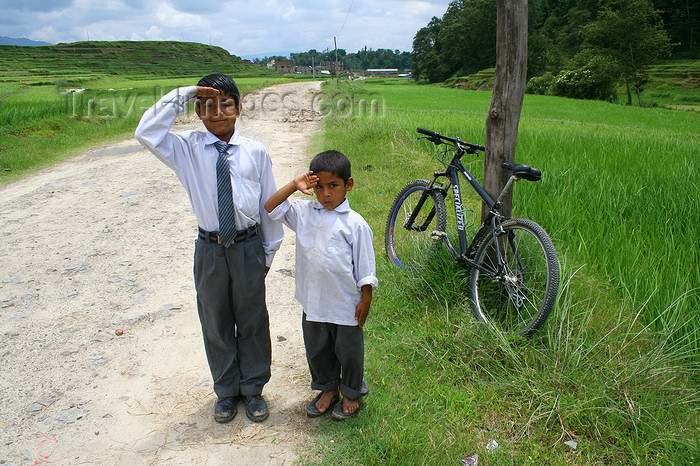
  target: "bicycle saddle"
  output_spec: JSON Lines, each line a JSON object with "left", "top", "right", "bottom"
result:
{"left": 502, "top": 162, "right": 541, "bottom": 181}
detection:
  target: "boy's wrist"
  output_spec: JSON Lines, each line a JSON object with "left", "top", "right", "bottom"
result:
{"left": 360, "top": 286, "right": 373, "bottom": 303}
{"left": 179, "top": 86, "right": 198, "bottom": 100}
{"left": 289, "top": 179, "right": 302, "bottom": 194}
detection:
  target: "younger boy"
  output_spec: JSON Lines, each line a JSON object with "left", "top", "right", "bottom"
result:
{"left": 265, "top": 150, "right": 377, "bottom": 420}
{"left": 135, "top": 73, "right": 282, "bottom": 424}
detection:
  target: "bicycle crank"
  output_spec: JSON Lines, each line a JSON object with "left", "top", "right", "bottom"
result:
{"left": 429, "top": 231, "right": 458, "bottom": 258}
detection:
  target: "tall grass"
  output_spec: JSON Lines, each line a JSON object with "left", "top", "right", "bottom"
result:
{"left": 515, "top": 118, "right": 699, "bottom": 358}
{"left": 303, "top": 79, "right": 699, "bottom": 463}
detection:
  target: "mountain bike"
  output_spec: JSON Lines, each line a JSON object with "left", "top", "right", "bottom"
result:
{"left": 385, "top": 127, "right": 560, "bottom": 336}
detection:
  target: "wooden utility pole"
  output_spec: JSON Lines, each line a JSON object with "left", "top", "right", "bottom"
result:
{"left": 483, "top": 0, "right": 528, "bottom": 220}
{"left": 334, "top": 36, "right": 339, "bottom": 88}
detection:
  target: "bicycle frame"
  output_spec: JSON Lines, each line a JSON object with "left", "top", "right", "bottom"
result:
{"left": 419, "top": 146, "right": 520, "bottom": 278}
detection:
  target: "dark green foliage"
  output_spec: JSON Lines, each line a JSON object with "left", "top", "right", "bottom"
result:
{"left": 653, "top": 0, "right": 699, "bottom": 58}
{"left": 412, "top": 16, "right": 445, "bottom": 83}
{"left": 412, "top": 0, "right": 684, "bottom": 103}
{"left": 287, "top": 48, "right": 412, "bottom": 71}
{"left": 549, "top": 52, "right": 621, "bottom": 101}
{"left": 344, "top": 48, "right": 412, "bottom": 71}
{"left": 583, "top": 0, "right": 671, "bottom": 105}
{"left": 525, "top": 72, "right": 555, "bottom": 95}
{"left": 412, "top": 0, "right": 497, "bottom": 83}
{"left": 412, "top": 0, "right": 598, "bottom": 83}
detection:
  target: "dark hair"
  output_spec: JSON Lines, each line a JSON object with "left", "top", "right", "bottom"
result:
{"left": 197, "top": 73, "right": 240, "bottom": 106}
{"left": 309, "top": 150, "right": 351, "bottom": 183}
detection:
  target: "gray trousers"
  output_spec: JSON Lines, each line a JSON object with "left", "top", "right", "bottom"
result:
{"left": 194, "top": 235, "right": 271, "bottom": 399}
{"left": 302, "top": 313, "right": 368, "bottom": 400}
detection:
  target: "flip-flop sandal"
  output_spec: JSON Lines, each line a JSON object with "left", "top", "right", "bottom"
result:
{"left": 331, "top": 397, "right": 361, "bottom": 420}
{"left": 306, "top": 392, "right": 340, "bottom": 418}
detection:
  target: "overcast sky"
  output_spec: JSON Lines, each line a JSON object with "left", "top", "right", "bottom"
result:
{"left": 0, "top": 0, "right": 452, "bottom": 57}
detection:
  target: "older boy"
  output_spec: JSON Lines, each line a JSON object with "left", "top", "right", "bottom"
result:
{"left": 135, "top": 73, "right": 282, "bottom": 423}
{"left": 265, "top": 150, "right": 377, "bottom": 420}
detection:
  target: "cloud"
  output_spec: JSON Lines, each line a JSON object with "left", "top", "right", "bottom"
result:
{"left": 30, "top": 26, "right": 59, "bottom": 43}
{"left": 154, "top": 1, "right": 207, "bottom": 29}
{"left": 0, "top": 0, "right": 73, "bottom": 12}
{"left": 0, "top": 0, "right": 453, "bottom": 56}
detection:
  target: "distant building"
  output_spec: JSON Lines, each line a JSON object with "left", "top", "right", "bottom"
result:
{"left": 366, "top": 69, "right": 400, "bottom": 77}
{"left": 274, "top": 60, "right": 295, "bottom": 73}
{"left": 295, "top": 65, "right": 313, "bottom": 74}
{"left": 326, "top": 61, "right": 344, "bottom": 74}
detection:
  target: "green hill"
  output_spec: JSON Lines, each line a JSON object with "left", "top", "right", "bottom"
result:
{"left": 0, "top": 40, "right": 268, "bottom": 84}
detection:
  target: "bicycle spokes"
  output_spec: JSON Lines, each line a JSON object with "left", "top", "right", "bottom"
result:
{"left": 385, "top": 180, "right": 447, "bottom": 268}
{"left": 469, "top": 219, "right": 559, "bottom": 335}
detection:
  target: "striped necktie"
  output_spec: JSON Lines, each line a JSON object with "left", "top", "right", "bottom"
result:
{"left": 214, "top": 140, "right": 237, "bottom": 246}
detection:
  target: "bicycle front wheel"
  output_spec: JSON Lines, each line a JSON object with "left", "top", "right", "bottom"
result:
{"left": 469, "top": 218, "right": 559, "bottom": 335}
{"left": 385, "top": 179, "right": 447, "bottom": 268}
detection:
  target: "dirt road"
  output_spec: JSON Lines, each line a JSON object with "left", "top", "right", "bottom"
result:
{"left": 0, "top": 81, "right": 324, "bottom": 464}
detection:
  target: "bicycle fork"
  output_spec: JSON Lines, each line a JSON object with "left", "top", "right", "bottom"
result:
{"left": 488, "top": 216, "right": 529, "bottom": 310}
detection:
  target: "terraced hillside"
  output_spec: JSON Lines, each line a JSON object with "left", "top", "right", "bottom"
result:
{"left": 648, "top": 59, "right": 700, "bottom": 89}
{"left": 0, "top": 40, "right": 266, "bottom": 83}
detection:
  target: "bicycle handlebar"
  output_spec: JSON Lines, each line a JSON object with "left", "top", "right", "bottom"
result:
{"left": 417, "top": 127, "right": 486, "bottom": 153}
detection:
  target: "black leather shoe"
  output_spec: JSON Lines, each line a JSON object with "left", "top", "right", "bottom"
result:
{"left": 244, "top": 395, "right": 269, "bottom": 422}
{"left": 214, "top": 397, "right": 237, "bottom": 423}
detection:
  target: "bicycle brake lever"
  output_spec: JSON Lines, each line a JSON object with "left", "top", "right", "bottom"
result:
{"left": 418, "top": 136, "right": 445, "bottom": 146}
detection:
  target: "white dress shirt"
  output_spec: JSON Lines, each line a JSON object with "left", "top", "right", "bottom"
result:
{"left": 135, "top": 86, "right": 283, "bottom": 266}
{"left": 269, "top": 198, "right": 378, "bottom": 326}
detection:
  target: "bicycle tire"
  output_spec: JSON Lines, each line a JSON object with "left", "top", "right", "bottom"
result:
{"left": 385, "top": 179, "right": 447, "bottom": 268}
{"left": 469, "top": 218, "right": 559, "bottom": 335}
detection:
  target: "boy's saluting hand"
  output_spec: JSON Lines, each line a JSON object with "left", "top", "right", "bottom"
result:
{"left": 264, "top": 171, "right": 319, "bottom": 213}
{"left": 196, "top": 86, "right": 220, "bottom": 98}
{"left": 294, "top": 171, "right": 319, "bottom": 195}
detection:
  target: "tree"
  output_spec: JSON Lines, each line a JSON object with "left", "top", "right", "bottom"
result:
{"left": 549, "top": 50, "right": 621, "bottom": 101}
{"left": 584, "top": 0, "right": 671, "bottom": 105}
{"left": 483, "top": 0, "right": 528, "bottom": 220}
{"left": 412, "top": 0, "right": 497, "bottom": 83}
{"left": 411, "top": 0, "right": 685, "bottom": 90}
{"left": 412, "top": 16, "right": 444, "bottom": 82}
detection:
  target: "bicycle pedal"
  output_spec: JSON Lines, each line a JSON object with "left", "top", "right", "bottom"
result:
{"left": 429, "top": 231, "right": 447, "bottom": 240}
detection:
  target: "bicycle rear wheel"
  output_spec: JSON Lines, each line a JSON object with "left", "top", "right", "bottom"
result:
{"left": 385, "top": 179, "right": 447, "bottom": 268}
{"left": 469, "top": 218, "right": 559, "bottom": 335}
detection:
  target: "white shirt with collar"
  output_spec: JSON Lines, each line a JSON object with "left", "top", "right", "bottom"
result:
{"left": 135, "top": 86, "right": 283, "bottom": 266}
{"left": 269, "top": 198, "right": 378, "bottom": 326}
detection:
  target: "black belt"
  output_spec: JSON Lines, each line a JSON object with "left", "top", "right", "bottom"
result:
{"left": 198, "top": 225, "right": 258, "bottom": 245}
